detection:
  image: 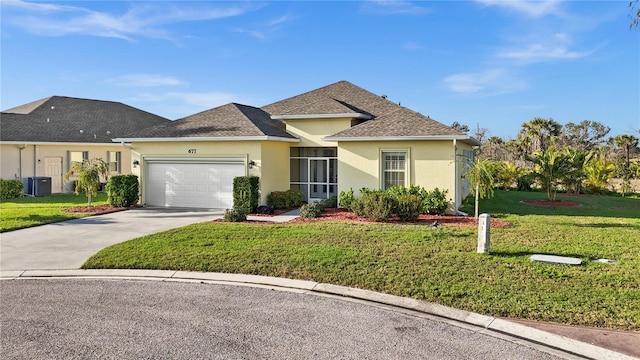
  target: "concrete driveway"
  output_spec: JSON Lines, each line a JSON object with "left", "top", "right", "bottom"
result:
{"left": 0, "top": 208, "right": 222, "bottom": 271}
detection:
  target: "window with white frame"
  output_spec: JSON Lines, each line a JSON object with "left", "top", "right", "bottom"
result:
{"left": 382, "top": 150, "right": 407, "bottom": 189}
{"left": 69, "top": 151, "right": 88, "bottom": 170}
{"left": 108, "top": 151, "right": 121, "bottom": 173}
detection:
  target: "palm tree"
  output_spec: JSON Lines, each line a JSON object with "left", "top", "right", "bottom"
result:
{"left": 518, "top": 117, "right": 562, "bottom": 155}
{"left": 462, "top": 158, "right": 496, "bottom": 218}
{"left": 613, "top": 134, "right": 639, "bottom": 169}
{"left": 583, "top": 155, "right": 615, "bottom": 194}
{"left": 530, "top": 146, "right": 566, "bottom": 200}
{"left": 64, "top": 158, "right": 109, "bottom": 207}
{"left": 559, "top": 147, "right": 593, "bottom": 194}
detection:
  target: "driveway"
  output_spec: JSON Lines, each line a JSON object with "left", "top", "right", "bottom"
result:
{"left": 0, "top": 208, "right": 221, "bottom": 271}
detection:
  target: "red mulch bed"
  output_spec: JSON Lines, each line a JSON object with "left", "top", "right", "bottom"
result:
{"left": 63, "top": 204, "right": 140, "bottom": 215}
{"left": 245, "top": 208, "right": 511, "bottom": 228}
{"left": 522, "top": 199, "right": 581, "bottom": 207}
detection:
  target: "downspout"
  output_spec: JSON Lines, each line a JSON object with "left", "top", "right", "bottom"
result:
{"left": 17, "top": 144, "right": 26, "bottom": 179}
{"left": 32, "top": 144, "right": 37, "bottom": 196}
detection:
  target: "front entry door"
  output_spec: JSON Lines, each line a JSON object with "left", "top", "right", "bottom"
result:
{"left": 307, "top": 158, "right": 337, "bottom": 202}
{"left": 45, "top": 157, "right": 63, "bottom": 193}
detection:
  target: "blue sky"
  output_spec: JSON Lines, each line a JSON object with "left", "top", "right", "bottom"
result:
{"left": 1, "top": 0, "right": 638, "bottom": 140}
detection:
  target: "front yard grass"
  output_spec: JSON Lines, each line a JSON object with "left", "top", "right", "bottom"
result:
{"left": 0, "top": 193, "right": 109, "bottom": 232}
{"left": 83, "top": 190, "right": 640, "bottom": 330}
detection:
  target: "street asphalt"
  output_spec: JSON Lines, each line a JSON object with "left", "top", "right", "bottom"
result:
{"left": 0, "top": 207, "right": 636, "bottom": 359}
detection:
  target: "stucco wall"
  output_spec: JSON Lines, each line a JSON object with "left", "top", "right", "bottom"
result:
{"left": 1, "top": 143, "right": 131, "bottom": 193}
{"left": 285, "top": 118, "right": 351, "bottom": 147}
{"left": 338, "top": 140, "right": 462, "bottom": 211}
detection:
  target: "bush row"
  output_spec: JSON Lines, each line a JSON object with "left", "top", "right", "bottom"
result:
{"left": 266, "top": 189, "right": 303, "bottom": 209}
{"left": 0, "top": 179, "right": 24, "bottom": 199}
{"left": 339, "top": 185, "right": 450, "bottom": 222}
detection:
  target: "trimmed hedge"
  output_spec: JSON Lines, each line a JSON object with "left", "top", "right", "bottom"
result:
{"left": 0, "top": 179, "right": 24, "bottom": 199}
{"left": 224, "top": 208, "right": 247, "bottom": 222}
{"left": 233, "top": 176, "right": 260, "bottom": 213}
{"left": 105, "top": 175, "right": 139, "bottom": 207}
{"left": 395, "top": 194, "right": 422, "bottom": 221}
{"left": 267, "top": 189, "right": 303, "bottom": 209}
{"left": 351, "top": 191, "right": 394, "bottom": 222}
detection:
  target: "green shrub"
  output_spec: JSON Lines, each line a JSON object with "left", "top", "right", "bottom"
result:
{"left": 318, "top": 196, "right": 337, "bottom": 209}
{"left": 0, "top": 179, "right": 24, "bottom": 199}
{"left": 395, "top": 194, "right": 422, "bottom": 221}
{"left": 224, "top": 208, "right": 247, "bottom": 222}
{"left": 105, "top": 175, "right": 139, "bottom": 207}
{"left": 423, "top": 188, "right": 449, "bottom": 215}
{"left": 300, "top": 202, "right": 323, "bottom": 218}
{"left": 338, "top": 188, "right": 355, "bottom": 210}
{"left": 267, "top": 189, "right": 303, "bottom": 209}
{"left": 358, "top": 191, "right": 394, "bottom": 222}
{"left": 233, "top": 176, "right": 259, "bottom": 213}
{"left": 517, "top": 173, "right": 535, "bottom": 191}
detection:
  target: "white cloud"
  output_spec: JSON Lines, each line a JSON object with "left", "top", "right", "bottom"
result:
{"left": 109, "top": 74, "right": 185, "bottom": 88}
{"left": 1, "top": 0, "right": 261, "bottom": 41}
{"left": 361, "top": 1, "right": 431, "bottom": 15}
{"left": 475, "top": 0, "right": 563, "bottom": 18}
{"left": 498, "top": 33, "right": 592, "bottom": 63}
{"left": 443, "top": 69, "right": 527, "bottom": 95}
{"left": 132, "top": 91, "right": 249, "bottom": 108}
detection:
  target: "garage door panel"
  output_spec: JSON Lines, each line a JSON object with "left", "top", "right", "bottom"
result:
{"left": 146, "top": 162, "right": 245, "bottom": 209}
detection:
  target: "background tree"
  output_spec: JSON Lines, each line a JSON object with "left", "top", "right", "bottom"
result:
{"left": 631, "top": 0, "right": 640, "bottom": 29}
{"left": 64, "top": 158, "right": 109, "bottom": 207}
{"left": 517, "top": 117, "right": 562, "bottom": 155}
{"left": 451, "top": 121, "right": 470, "bottom": 134}
{"left": 560, "top": 120, "right": 610, "bottom": 151}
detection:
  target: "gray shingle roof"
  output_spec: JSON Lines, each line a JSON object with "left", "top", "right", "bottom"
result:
{"left": 262, "top": 81, "right": 473, "bottom": 140}
{"left": 121, "top": 103, "right": 295, "bottom": 139}
{"left": 1, "top": 96, "right": 170, "bottom": 143}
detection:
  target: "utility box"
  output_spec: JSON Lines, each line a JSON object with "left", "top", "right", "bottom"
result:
{"left": 27, "top": 177, "right": 52, "bottom": 197}
{"left": 477, "top": 213, "right": 490, "bottom": 253}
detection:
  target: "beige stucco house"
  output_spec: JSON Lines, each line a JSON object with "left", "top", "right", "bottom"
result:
{"left": 115, "top": 81, "right": 479, "bottom": 213}
{"left": 0, "top": 96, "right": 170, "bottom": 194}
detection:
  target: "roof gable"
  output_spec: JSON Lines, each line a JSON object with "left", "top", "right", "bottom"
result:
{"left": 1, "top": 96, "right": 171, "bottom": 143}
{"left": 262, "top": 81, "right": 475, "bottom": 142}
{"left": 120, "top": 103, "right": 295, "bottom": 140}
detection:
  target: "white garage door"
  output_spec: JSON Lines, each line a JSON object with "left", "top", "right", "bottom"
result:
{"left": 146, "top": 161, "right": 245, "bottom": 209}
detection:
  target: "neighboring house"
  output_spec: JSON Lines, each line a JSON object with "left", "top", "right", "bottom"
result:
{"left": 0, "top": 96, "right": 171, "bottom": 193}
{"left": 115, "top": 81, "right": 479, "bottom": 213}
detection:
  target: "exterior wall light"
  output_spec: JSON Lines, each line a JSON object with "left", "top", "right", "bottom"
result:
{"left": 248, "top": 160, "right": 256, "bottom": 169}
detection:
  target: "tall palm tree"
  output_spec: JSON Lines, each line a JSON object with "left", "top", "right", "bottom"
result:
{"left": 613, "top": 134, "right": 639, "bottom": 169}
{"left": 518, "top": 117, "right": 562, "bottom": 154}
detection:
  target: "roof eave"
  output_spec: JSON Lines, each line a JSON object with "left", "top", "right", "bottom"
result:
{"left": 271, "top": 113, "right": 372, "bottom": 120}
{"left": 112, "top": 136, "right": 300, "bottom": 143}
{"left": 1, "top": 140, "right": 123, "bottom": 146}
{"left": 322, "top": 135, "right": 481, "bottom": 145}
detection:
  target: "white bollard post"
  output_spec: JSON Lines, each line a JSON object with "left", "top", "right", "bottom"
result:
{"left": 477, "top": 213, "right": 490, "bottom": 253}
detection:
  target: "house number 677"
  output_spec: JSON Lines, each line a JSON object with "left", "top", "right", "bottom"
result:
{"left": 188, "top": 149, "right": 196, "bottom": 154}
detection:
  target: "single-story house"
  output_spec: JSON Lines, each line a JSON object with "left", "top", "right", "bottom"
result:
{"left": 1, "top": 96, "right": 170, "bottom": 193}
{"left": 115, "top": 81, "right": 479, "bottom": 213}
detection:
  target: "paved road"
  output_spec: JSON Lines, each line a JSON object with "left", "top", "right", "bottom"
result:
{"left": 0, "top": 208, "right": 220, "bottom": 270}
{"left": 0, "top": 279, "right": 565, "bottom": 360}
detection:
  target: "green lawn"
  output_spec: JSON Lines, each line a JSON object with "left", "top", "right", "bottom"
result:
{"left": 83, "top": 190, "right": 640, "bottom": 330}
{"left": 0, "top": 193, "right": 109, "bottom": 232}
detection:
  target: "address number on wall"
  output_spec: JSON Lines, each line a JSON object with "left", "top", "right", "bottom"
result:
{"left": 188, "top": 149, "right": 197, "bottom": 154}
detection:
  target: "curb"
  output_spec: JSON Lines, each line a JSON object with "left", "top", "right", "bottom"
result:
{"left": 1, "top": 269, "right": 635, "bottom": 360}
